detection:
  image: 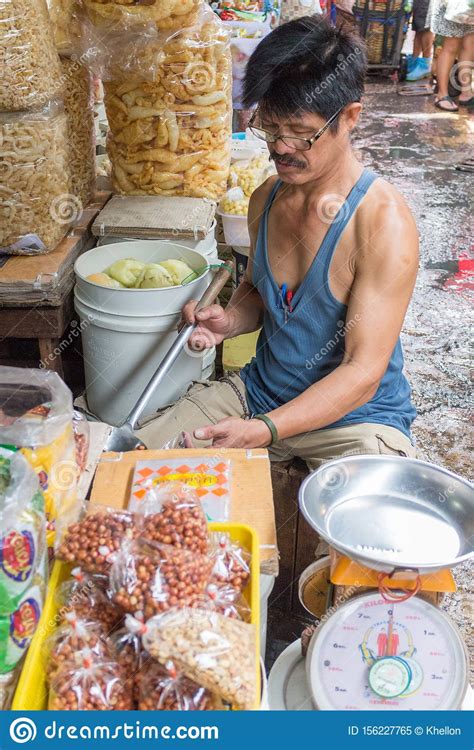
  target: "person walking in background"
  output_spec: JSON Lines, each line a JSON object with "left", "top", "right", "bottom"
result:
{"left": 430, "top": 0, "right": 474, "bottom": 110}
{"left": 406, "top": 0, "right": 435, "bottom": 80}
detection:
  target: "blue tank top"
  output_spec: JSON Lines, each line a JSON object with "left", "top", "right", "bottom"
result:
{"left": 240, "top": 169, "right": 416, "bottom": 438}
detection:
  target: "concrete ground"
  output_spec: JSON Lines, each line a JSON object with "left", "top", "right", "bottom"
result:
{"left": 266, "top": 78, "right": 474, "bottom": 678}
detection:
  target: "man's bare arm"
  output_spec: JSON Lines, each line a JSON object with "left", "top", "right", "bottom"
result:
{"left": 266, "top": 198, "right": 419, "bottom": 438}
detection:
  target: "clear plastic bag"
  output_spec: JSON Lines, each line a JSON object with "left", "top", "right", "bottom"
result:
{"left": 200, "top": 581, "right": 251, "bottom": 621}
{"left": 131, "top": 481, "right": 209, "bottom": 555}
{"left": 47, "top": 0, "right": 84, "bottom": 55}
{"left": 82, "top": 0, "right": 202, "bottom": 32}
{"left": 72, "top": 410, "right": 90, "bottom": 473}
{"left": 0, "top": 0, "right": 63, "bottom": 111}
{"left": 143, "top": 607, "right": 257, "bottom": 709}
{"left": 48, "top": 650, "right": 133, "bottom": 709}
{"left": 138, "top": 658, "right": 218, "bottom": 710}
{"left": 0, "top": 367, "right": 77, "bottom": 547}
{"left": 100, "top": 8, "right": 232, "bottom": 200}
{"left": 0, "top": 104, "right": 73, "bottom": 255}
{"left": 56, "top": 505, "right": 138, "bottom": 573}
{"left": 109, "top": 538, "right": 212, "bottom": 619}
{"left": 0, "top": 582, "right": 45, "bottom": 675}
{"left": 61, "top": 59, "right": 96, "bottom": 211}
{"left": 43, "top": 613, "right": 111, "bottom": 678}
{"left": 208, "top": 531, "right": 250, "bottom": 591}
{"left": 55, "top": 568, "right": 121, "bottom": 632}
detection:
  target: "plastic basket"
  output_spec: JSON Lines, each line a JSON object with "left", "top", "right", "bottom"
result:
{"left": 12, "top": 522, "right": 260, "bottom": 710}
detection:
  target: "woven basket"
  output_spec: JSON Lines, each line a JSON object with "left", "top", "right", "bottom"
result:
{"left": 353, "top": 0, "right": 404, "bottom": 64}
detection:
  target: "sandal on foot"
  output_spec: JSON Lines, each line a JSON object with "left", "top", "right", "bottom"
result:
{"left": 458, "top": 96, "right": 474, "bottom": 108}
{"left": 434, "top": 96, "right": 459, "bottom": 111}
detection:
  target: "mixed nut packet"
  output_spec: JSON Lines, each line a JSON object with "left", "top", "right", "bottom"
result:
{"left": 131, "top": 481, "right": 209, "bottom": 555}
{"left": 43, "top": 612, "right": 112, "bottom": 678}
{"left": 208, "top": 532, "right": 251, "bottom": 591}
{"left": 55, "top": 567, "right": 122, "bottom": 633}
{"left": 48, "top": 649, "right": 133, "bottom": 710}
{"left": 56, "top": 505, "right": 138, "bottom": 573}
{"left": 109, "top": 538, "right": 212, "bottom": 619}
{"left": 142, "top": 607, "right": 257, "bottom": 710}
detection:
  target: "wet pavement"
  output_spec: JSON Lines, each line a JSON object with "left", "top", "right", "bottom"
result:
{"left": 267, "top": 79, "right": 474, "bottom": 681}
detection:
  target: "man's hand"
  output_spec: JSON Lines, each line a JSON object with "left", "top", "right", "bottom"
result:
{"left": 182, "top": 302, "right": 233, "bottom": 351}
{"left": 194, "top": 417, "right": 272, "bottom": 448}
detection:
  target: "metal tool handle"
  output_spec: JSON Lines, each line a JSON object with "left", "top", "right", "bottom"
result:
{"left": 126, "top": 262, "right": 233, "bottom": 429}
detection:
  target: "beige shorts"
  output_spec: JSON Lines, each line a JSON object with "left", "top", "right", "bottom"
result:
{"left": 136, "top": 373, "right": 417, "bottom": 471}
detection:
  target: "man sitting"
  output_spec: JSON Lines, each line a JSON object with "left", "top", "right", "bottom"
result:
{"left": 138, "top": 16, "right": 419, "bottom": 470}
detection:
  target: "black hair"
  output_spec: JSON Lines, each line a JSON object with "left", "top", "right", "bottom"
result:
{"left": 243, "top": 16, "right": 366, "bottom": 129}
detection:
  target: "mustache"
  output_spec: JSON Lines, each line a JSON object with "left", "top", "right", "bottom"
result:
{"left": 269, "top": 152, "right": 307, "bottom": 169}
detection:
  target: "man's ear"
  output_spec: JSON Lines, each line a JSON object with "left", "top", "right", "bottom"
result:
{"left": 340, "top": 102, "right": 362, "bottom": 133}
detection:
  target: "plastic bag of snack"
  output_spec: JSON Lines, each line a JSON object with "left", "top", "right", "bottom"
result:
{"left": 43, "top": 612, "right": 111, "bottom": 677}
{"left": 47, "top": 0, "right": 84, "bottom": 55}
{"left": 0, "top": 582, "right": 45, "bottom": 675}
{"left": 82, "top": 0, "right": 201, "bottom": 32}
{"left": 0, "top": 447, "right": 47, "bottom": 614}
{"left": 200, "top": 581, "right": 251, "bottom": 621}
{"left": 143, "top": 607, "right": 257, "bottom": 709}
{"left": 109, "top": 538, "right": 212, "bottom": 619}
{"left": 109, "top": 614, "right": 147, "bottom": 676}
{"left": 61, "top": 59, "right": 96, "bottom": 211}
{"left": 56, "top": 505, "right": 138, "bottom": 573}
{"left": 55, "top": 568, "right": 121, "bottom": 632}
{"left": 208, "top": 532, "right": 250, "bottom": 591}
{"left": 131, "top": 482, "right": 209, "bottom": 555}
{"left": 48, "top": 649, "right": 133, "bottom": 709}
{"left": 100, "top": 7, "right": 232, "bottom": 200}
{"left": 138, "top": 657, "right": 219, "bottom": 710}
{"left": 0, "top": 0, "right": 63, "bottom": 111}
{"left": 72, "top": 411, "right": 90, "bottom": 473}
{"left": 0, "top": 367, "right": 76, "bottom": 547}
{"left": 0, "top": 103, "right": 74, "bottom": 255}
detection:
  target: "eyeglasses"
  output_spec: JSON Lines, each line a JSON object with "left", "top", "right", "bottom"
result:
{"left": 248, "top": 106, "right": 344, "bottom": 151}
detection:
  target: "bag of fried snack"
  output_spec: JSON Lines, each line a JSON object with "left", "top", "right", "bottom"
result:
{"left": 82, "top": 0, "right": 202, "bottom": 32}
{"left": 55, "top": 568, "right": 122, "bottom": 632}
{"left": 138, "top": 658, "right": 220, "bottom": 710}
{"left": 43, "top": 613, "right": 112, "bottom": 678}
{"left": 0, "top": 367, "right": 77, "bottom": 546}
{"left": 48, "top": 649, "right": 133, "bottom": 709}
{"left": 101, "top": 7, "right": 232, "bottom": 200}
{"left": 142, "top": 607, "right": 257, "bottom": 709}
{"left": 0, "top": 0, "right": 63, "bottom": 111}
{"left": 46, "top": 0, "right": 84, "bottom": 55}
{"left": 208, "top": 531, "right": 251, "bottom": 592}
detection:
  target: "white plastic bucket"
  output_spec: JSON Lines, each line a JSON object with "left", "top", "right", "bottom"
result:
{"left": 74, "top": 241, "right": 211, "bottom": 426}
{"left": 217, "top": 209, "right": 250, "bottom": 248}
{"left": 260, "top": 574, "right": 275, "bottom": 660}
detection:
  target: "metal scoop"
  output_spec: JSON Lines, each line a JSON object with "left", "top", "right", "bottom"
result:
{"left": 104, "top": 262, "right": 233, "bottom": 453}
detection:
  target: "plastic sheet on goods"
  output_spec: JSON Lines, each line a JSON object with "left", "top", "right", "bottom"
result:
{"left": 0, "top": 0, "right": 63, "bottom": 111}
{"left": 0, "top": 103, "right": 73, "bottom": 255}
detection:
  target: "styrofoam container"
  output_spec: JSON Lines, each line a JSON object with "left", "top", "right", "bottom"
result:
{"left": 217, "top": 209, "right": 250, "bottom": 248}
{"left": 74, "top": 241, "right": 211, "bottom": 426}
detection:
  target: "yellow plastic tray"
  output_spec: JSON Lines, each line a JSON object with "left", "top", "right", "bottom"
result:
{"left": 12, "top": 522, "right": 260, "bottom": 710}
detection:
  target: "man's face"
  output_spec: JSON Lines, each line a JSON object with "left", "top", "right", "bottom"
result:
{"left": 259, "top": 110, "right": 344, "bottom": 183}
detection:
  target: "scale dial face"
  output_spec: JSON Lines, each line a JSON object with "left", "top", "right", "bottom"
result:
{"left": 307, "top": 593, "right": 467, "bottom": 710}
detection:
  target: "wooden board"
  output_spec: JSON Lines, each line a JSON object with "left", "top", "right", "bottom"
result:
{"left": 0, "top": 192, "right": 110, "bottom": 307}
{"left": 90, "top": 447, "right": 278, "bottom": 575}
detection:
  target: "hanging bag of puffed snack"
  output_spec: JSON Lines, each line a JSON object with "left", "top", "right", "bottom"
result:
{"left": 81, "top": 0, "right": 202, "bottom": 31}
{"left": 0, "top": 0, "right": 63, "bottom": 111}
{"left": 48, "top": 648, "right": 133, "bottom": 709}
{"left": 56, "top": 504, "right": 138, "bottom": 573}
{"left": 130, "top": 481, "right": 209, "bottom": 555}
{"left": 96, "top": 6, "right": 232, "bottom": 200}
{"left": 142, "top": 607, "right": 258, "bottom": 709}
{"left": 46, "top": 0, "right": 85, "bottom": 56}
{"left": 0, "top": 447, "right": 47, "bottom": 675}
{"left": 0, "top": 367, "right": 77, "bottom": 547}
{"left": 109, "top": 538, "right": 212, "bottom": 619}
{"left": 61, "top": 59, "right": 96, "bottom": 212}
{"left": 0, "top": 103, "right": 74, "bottom": 255}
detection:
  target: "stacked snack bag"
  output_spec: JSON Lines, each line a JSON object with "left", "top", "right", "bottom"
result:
{"left": 0, "top": 0, "right": 95, "bottom": 255}
{"left": 80, "top": 1, "right": 232, "bottom": 199}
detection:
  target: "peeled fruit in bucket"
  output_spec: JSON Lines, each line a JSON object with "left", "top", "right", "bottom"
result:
{"left": 105, "top": 258, "right": 145, "bottom": 287}
{"left": 160, "top": 259, "right": 197, "bottom": 285}
{"left": 136, "top": 263, "right": 174, "bottom": 289}
{"left": 86, "top": 273, "right": 124, "bottom": 288}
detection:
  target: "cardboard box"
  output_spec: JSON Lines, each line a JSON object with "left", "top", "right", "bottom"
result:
{"left": 90, "top": 447, "right": 278, "bottom": 575}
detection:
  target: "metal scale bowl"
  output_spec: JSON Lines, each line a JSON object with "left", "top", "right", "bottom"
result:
{"left": 269, "top": 455, "right": 474, "bottom": 711}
